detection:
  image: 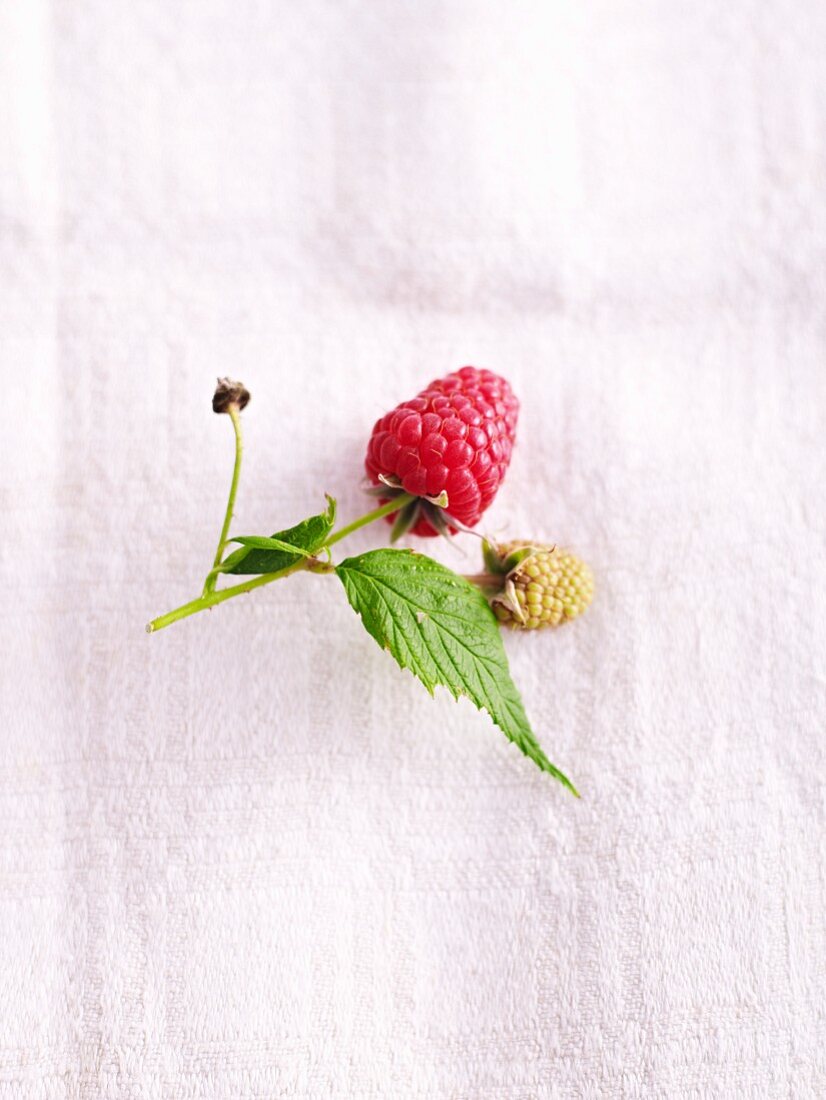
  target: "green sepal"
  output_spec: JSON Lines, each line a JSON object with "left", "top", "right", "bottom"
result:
{"left": 424, "top": 503, "right": 453, "bottom": 539}
{"left": 482, "top": 539, "right": 539, "bottom": 575}
{"left": 390, "top": 499, "right": 421, "bottom": 542}
{"left": 224, "top": 495, "right": 336, "bottom": 575}
{"left": 482, "top": 539, "right": 504, "bottom": 574}
{"left": 501, "top": 545, "right": 540, "bottom": 573}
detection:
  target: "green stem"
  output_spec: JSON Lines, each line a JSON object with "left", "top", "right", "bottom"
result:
{"left": 147, "top": 494, "right": 415, "bottom": 634}
{"left": 203, "top": 405, "right": 243, "bottom": 595}
{"left": 148, "top": 558, "right": 308, "bottom": 633}
{"left": 462, "top": 573, "right": 501, "bottom": 588}
{"left": 325, "top": 493, "right": 414, "bottom": 548}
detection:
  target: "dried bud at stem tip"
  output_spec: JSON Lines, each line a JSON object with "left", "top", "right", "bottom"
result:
{"left": 212, "top": 378, "right": 250, "bottom": 414}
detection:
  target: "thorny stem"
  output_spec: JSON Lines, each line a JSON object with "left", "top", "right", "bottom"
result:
{"left": 203, "top": 405, "right": 243, "bottom": 595}
{"left": 147, "top": 493, "right": 417, "bottom": 634}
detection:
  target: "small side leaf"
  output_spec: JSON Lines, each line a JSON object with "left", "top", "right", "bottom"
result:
{"left": 335, "top": 548, "right": 578, "bottom": 794}
{"left": 224, "top": 495, "right": 336, "bottom": 575}
{"left": 230, "top": 535, "right": 314, "bottom": 558}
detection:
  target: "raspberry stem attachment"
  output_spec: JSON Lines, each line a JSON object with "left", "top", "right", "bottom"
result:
{"left": 203, "top": 404, "right": 243, "bottom": 595}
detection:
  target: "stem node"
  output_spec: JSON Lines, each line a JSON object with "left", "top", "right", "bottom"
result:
{"left": 148, "top": 492, "right": 420, "bottom": 634}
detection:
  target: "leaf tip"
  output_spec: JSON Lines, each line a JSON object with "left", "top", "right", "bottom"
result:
{"left": 555, "top": 770, "right": 580, "bottom": 798}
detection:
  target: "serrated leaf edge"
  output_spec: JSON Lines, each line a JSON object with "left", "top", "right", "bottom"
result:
{"left": 336, "top": 551, "right": 579, "bottom": 795}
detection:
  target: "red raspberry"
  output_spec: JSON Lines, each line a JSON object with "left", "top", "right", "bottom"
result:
{"left": 365, "top": 366, "right": 519, "bottom": 537}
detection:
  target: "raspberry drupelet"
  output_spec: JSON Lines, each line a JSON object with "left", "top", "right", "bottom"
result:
{"left": 365, "top": 367, "right": 519, "bottom": 537}
{"left": 490, "top": 543, "right": 595, "bottom": 629}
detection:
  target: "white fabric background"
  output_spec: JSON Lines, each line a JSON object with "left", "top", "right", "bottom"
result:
{"left": 2, "top": 1, "right": 825, "bottom": 1096}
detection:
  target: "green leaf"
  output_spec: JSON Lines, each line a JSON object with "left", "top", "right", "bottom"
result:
{"left": 224, "top": 495, "right": 336, "bottom": 575}
{"left": 230, "top": 535, "right": 314, "bottom": 558}
{"left": 335, "top": 549, "right": 578, "bottom": 794}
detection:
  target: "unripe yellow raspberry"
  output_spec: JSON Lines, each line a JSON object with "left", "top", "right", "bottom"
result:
{"left": 489, "top": 542, "right": 594, "bottom": 630}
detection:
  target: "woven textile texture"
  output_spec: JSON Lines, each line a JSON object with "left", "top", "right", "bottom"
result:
{"left": 2, "top": 1, "right": 825, "bottom": 1096}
